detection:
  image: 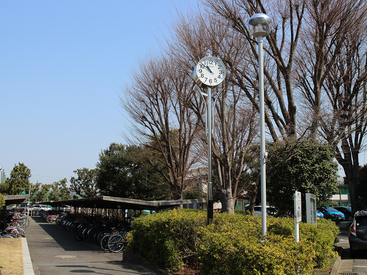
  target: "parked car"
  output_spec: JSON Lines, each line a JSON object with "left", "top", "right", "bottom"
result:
{"left": 316, "top": 211, "right": 324, "bottom": 219}
{"left": 16, "top": 203, "right": 31, "bottom": 212}
{"left": 349, "top": 210, "right": 367, "bottom": 257}
{"left": 320, "top": 207, "right": 345, "bottom": 221}
{"left": 334, "top": 206, "right": 352, "bottom": 220}
{"left": 246, "top": 205, "right": 277, "bottom": 216}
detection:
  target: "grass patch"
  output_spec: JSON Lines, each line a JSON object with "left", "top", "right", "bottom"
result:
{"left": 0, "top": 238, "right": 24, "bottom": 275}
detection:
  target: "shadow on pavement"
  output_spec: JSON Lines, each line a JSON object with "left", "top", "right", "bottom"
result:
{"left": 55, "top": 262, "right": 125, "bottom": 274}
{"left": 346, "top": 249, "right": 367, "bottom": 259}
{"left": 33, "top": 216, "right": 105, "bottom": 251}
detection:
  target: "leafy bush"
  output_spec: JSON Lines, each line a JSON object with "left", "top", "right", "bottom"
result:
{"left": 266, "top": 216, "right": 339, "bottom": 268}
{"left": 300, "top": 219, "right": 339, "bottom": 267}
{"left": 125, "top": 209, "right": 206, "bottom": 272}
{"left": 0, "top": 193, "right": 5, "bottom": 210}
{"left": 126, "top": 209, "right": 339, "bottom": 274}
{"left": 198, "top": 214, "right": 316, "bottom": 274}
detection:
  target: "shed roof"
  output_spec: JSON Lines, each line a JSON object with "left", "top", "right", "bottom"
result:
{"left": 41, "top": 196, "right": 206, "bottom": 211}
{"left": 4, "top": 195, "right": 28, "bottom": 205}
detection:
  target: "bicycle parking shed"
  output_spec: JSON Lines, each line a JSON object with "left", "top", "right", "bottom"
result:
{"left": 39, "top": 196, "right": 207, "bottom": 257}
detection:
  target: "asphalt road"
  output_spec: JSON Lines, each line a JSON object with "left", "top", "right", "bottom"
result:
{"left": 26, "top": 216, "right": 166, "bottom": 275}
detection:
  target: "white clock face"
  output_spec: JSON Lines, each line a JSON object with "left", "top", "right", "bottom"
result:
{"left": 193, "top": 56, "right": 226, "bottom": 87}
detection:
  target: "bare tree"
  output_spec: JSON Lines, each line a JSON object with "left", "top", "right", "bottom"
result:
{"left": 319, "top": 35, "right": 367, "bottom": 213}
{"left": 204, "top": 0, "right": 306, "bottom": 140}
{"left": 123, "top": 0, "right": 367, "bottom": 212}
{"left": 215, "top": 95, "right": 259, "bottom": 213}
{"left": 296, "top": 0, "right": 367, "bottom": 139}
{"left": 296, "top": 0, "right": 367, "bottom": 212}
{"left": 205, "top": 0, "right": 367, "bottom": 212}
{"left": 123, "top": 55, "right": 203, "bottom": 200}
{"left": 168, "top": 10, "right": 259, "bottom": 213}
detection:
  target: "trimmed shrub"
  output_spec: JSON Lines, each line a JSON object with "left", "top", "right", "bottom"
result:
{"left": 300, "top": 219, "right": 339, "bottom": 268}
{"left": 126, "top": 209, "right": 339, "bottom": 274}
{"left": 266, "top": 216, "right": 339, "bottom": 268}
{"left": 125, "top": 209, "right": 206, "bottom": 272}
{"left": 198, "top": 214, "right": 315, "bottom": 275}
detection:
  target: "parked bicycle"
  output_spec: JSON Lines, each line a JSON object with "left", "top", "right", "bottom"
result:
{"left": 99, "top": 228, "right": 128, "bottom": 252}
{"left": 56, "top": 213, "right": 130, "bottom": 252}
{"left": 0, "top": 211, "right": 27, "bottom": 238}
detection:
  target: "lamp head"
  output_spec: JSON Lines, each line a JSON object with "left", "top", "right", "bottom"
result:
{"left": 248, "top": 13, "right": 271, "bottom": 38}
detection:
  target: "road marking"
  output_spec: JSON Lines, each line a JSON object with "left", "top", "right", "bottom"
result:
{"left": 55, "top": 255, "right": 76, "bottom": 259}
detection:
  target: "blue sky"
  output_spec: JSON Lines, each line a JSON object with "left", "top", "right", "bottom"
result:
{"left": 0, "top": 0, "right": 198, "bottom": 185}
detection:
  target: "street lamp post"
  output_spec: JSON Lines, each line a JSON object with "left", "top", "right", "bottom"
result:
{"left": 248, "top": 13, "right": 271, "bottom": 237}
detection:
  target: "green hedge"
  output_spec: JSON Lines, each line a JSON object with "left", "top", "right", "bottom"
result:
{"left": 125, "top": 209, "right": 339, "bottom": 274}
{"left": 125, "top": 209, "right": 206, "bottom": 272}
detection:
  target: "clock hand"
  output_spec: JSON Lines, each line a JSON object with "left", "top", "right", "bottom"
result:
{"left": 205, "top": 66, "right": 214, "bottom": 74}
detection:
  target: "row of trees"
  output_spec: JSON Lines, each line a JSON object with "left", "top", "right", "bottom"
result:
{"left": 0, "top": 144, "right": 173, "bottom": 204}
{"left": 121, "top": 0, "right": 367, "bottom": 214}
{"left": 0, "top": 138, "right": 340, "bottom": 216}
{"left": 0, "top": 163, "right": 74, "bottom": 203}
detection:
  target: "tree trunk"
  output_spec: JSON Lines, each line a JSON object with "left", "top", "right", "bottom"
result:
{"left": 336, "top": 144, "right": 359, "bottom": 214}
{"left": 342, "top": 163, "right": 357, "bottom": 214}
{"left": 247, "top": 178, "right": 259, "bottom": 216}
{"left": 220, "top": 188, "right": 235, "bottom": 214}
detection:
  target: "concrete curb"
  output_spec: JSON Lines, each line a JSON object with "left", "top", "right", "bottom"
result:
{"left": 330, "top": 255, "right": 342, "bottom": 275}
{"left": 331, "top": 242, "right": 348, "bottom": 275}
{"left": 21, "top": 238, "right": 35, "bottom": 275}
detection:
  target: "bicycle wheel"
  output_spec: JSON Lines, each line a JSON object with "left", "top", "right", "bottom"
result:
{"left": 107, "top": 234, "right": 124, "bottom": 252}
{"left": 16, "top": 219, "right": 26, "bottom": 229}
{"left": 23, "top": 218, "right": 30, "bottom": 228}
{"left": 74, "top": 228, "right": 84, "bottom": 242}
{"left": 17, "top": 227, "right": 26, "bottom": 237}
{"left": 100, "top": 234, "right": 110, "bottom": 251}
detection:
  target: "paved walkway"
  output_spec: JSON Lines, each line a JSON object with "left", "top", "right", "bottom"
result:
{"left": 25, "top": 216, "right": 166, "bottom": 275}
{"left": 333, "top": 221, "right": 367, "bottom": 275}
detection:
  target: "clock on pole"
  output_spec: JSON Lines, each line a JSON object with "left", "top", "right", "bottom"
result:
{"left": 193, "top": 56, "right": 226, "bottom": 88}
{"left": 193, "top": 56, "right": 226, "bottom": 225}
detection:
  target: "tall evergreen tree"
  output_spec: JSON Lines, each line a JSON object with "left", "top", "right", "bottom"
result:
{"left": 266, "top": 140, "right": 339, "bottom": 216}
{"left": 6, "top": 163, "right": 31, "bottom": 195}
{"left": 70, "top": 168, "right": 98, "bottom": 198}
{"left": 96, "top": 143, "right": 170, "bottom": 200}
